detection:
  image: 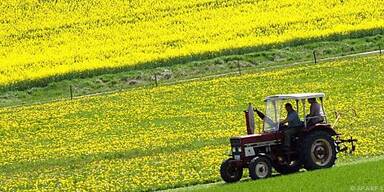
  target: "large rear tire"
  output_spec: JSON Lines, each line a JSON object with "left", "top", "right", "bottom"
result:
{"left": 301, "top": 131, "right": 336, "bottom": 170}
{"left": 220, "top": 158, "right": 243, "bottom": 183}
{"left": 249, "top": 156, "right": 272, "bottom": 180}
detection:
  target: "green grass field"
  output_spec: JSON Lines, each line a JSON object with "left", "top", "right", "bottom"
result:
{"left": 187, "top": 157, "right": 384, "bottom": 192}
{"left": 1, "top": 55, "right": 383, "bottom": 191}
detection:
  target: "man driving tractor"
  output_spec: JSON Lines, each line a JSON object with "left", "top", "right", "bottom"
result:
{"left": 279, "top": 103, "right": 303, "bottom": 147}
{"left": 255, "top": 103, "right": 303, "bottom": 147}
{"left": 253, "top": 98, "right": 325, "bottom": 148}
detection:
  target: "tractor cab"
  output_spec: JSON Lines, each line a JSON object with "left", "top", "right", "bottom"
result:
{"left": 248, "top": 93, "right": 328, "bottom": 135}
{"left": 220, "top": 93, "right": 357, "bottom": 183}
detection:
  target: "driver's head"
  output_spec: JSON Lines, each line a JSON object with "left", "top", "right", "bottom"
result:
{"left": 285, "top": 103, "right": 293, "bottom": 112}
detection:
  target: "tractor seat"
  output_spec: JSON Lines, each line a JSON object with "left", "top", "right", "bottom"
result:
{"left": 306, "top": 116, "right": 325, "bottom": 126}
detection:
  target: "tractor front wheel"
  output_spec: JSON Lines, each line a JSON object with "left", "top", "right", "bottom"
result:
{"left": 302, "top": 131, "right": 336, "bottom": 170}
{"left": 220, "top": 158, "right": 243, "bottom": 183}
{"left": 249, "top": 156, "right": 272, "bottom": 180}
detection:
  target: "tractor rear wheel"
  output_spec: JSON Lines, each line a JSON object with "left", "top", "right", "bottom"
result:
{"left": 273, "top": 160, "right": 301, "bottom": 174}
{"left": 220, "top": 158, "right": 243, "bottom": 183}
{"left": 301, "top": 131, "right": 336, "bottom": 170}
{"left": 249, "top": 156, "right": 272, "bottom": 180}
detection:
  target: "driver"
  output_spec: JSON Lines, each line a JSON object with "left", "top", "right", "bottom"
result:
{"left": 279, "top": 103, "right": 302, "bottom": 148}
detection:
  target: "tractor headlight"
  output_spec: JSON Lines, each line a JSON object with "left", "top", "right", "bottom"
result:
{"left": 232, "top": 147, "right": 241, "bottom": 153}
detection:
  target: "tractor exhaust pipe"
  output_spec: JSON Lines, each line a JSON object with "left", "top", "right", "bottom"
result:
{"left": 245, "top": 103, "right": 255, "bottom": 135}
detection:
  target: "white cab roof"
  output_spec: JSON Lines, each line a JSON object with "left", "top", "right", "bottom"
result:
{"left": 265, "top": 93, "right": 325, "bottom": 101}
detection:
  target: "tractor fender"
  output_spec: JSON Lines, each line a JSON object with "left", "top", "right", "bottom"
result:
{"left": 302, "top": 124, "right": 337, "bottom": 137}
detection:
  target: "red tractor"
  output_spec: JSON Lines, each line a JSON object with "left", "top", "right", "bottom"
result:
{"left": 220, "top": 93, "right": 357, "bottom": 182}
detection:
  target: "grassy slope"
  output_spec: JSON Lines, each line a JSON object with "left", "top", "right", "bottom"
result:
{"left": 189, "top": 158, "right": 384, "bottom": 192}
{"left": 0, "top": 55, "right": 383, "bottom": 191}
{"left": 1, "top": 33, "right": 383, "bottom": 107}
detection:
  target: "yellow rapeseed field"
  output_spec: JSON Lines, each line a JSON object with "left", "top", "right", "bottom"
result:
{"left": 0, "top": 55, "right": 383, "bottom": 191}
{"left": 1, "top": 0, "right": 384, "bottom": 87}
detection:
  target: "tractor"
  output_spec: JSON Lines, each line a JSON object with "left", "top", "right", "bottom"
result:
{"left": 220, "top": 93, "right": 357, "bottom": 182}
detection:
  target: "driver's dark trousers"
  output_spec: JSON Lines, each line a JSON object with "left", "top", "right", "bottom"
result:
{"left": 284, "top": 127, "right": 300, "bottom": 147}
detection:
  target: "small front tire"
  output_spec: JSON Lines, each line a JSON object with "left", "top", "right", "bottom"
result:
{"left": 220, "top": 158, "right": 243, "bottom": 183}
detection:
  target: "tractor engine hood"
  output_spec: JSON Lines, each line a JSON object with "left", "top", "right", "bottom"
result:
{"left": 230, "top": 133, "right": 280, "bottom": 147}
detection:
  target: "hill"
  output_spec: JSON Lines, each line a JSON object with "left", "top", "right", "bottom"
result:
{"left": 1, "top": 55, "right": 383, "bottom": 191}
